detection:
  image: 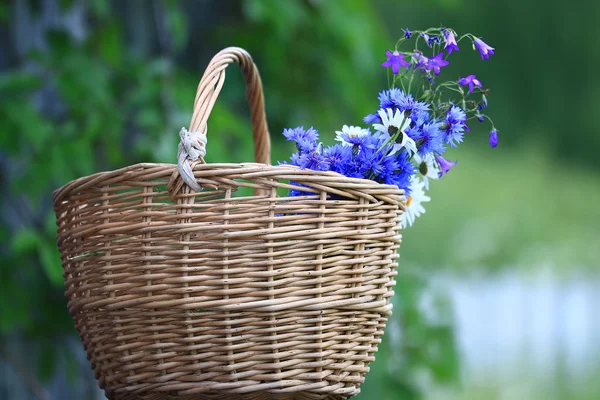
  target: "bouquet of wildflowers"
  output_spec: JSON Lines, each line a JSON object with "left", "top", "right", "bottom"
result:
{"left": 281, "top": 27, "right": 497, "bottom": 228}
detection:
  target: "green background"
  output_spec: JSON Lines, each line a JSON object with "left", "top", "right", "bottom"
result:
{"left": 1, "top": 1, "right": 599, "bottom": 399}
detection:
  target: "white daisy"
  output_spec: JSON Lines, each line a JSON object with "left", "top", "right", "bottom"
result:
{"left": 413, "top": 153, "right": 440, "bottom": 190}
{"left": 335, "top": 125, "right": 370, "bottom": 146}
{"left": 373, "top": 108, "right": 417, "bottom": 155}
{"left": 400, "top": 176, "right": 431, "bottom": 229}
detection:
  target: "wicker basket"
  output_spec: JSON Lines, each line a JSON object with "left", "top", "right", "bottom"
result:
{"left": 53, "top": 47, "right": 405, "bottom": 400}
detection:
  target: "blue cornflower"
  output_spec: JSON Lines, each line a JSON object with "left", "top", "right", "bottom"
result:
{"left": 340, "top": 157, "right": 364, "bottom": 179}
{"left": 297, "top": 150, "right": 329, "bottom": 171}
{"left": 381, "top": 50, "right": 410, "bottom": 74}
{"left": 283, "top": 126, "right": 319, "bottom": 152}
{"left": 340, "top": 131, "right": 366, "bottom": 147}
{"left": 390, "top": 90, "right": 429, "bottom": 115}
{"left": 442, "top": 106, "right": 467, "bottom": 147}
{"left": 427, "top": 52, "right": 450, "bottom": 75}
{"left": 489, "top": 129, "right": 498, "bottom": 148}
{"left": 390, "top": 89, "right": 412, "bottom": 109}
{"left": 282, "top": 126, "right": 319, "bottom": 142}
{"left": 414, "top": 122, "right": 446, "bottom": 156}
{"left": 355, "top": 147, "right": 383, "bottom": 176}
{"left": 335, "top": 125, "right": 372, "bottom": 151}
{"left": 290, "top": 152, "right": 301, "bottom": 165}
{"left": 443, "top": 29, "right": 459, "bottom": 54}
{"left": 378, "top": 88, "right": 402, "bottom": 109}
{"left": 474, "top": 38, "right": 495, "bottom": 60}
{"left": 412, "top": 110, "right": 432, "bottom": 127}
{"left": 386, "top": 152, "right": 416, "bottom": 195}
{"left": 405, "top": 125, "right": 421, "bottom": 142}
{"left": 362, "top": 131, "right": 385, "bottom": 149}
{"left": 323, "top": 144, "right": 353, "bottom": 174}
{"left": 374, "top": 154, "right": 400, "bottom": 183}
{"left": 364, "top": 112, "right": 381, "bottom": 124}
{"left": 295, "top": 137, "right": 317, "bottom": 153}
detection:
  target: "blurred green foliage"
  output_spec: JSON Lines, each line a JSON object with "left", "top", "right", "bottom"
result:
{"left": 1, "top": 0, "right": 599, "bottom": 399}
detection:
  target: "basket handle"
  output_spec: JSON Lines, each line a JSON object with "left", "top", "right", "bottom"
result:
{"left": 177, "top": 47, "right": 271, "bottom": 191}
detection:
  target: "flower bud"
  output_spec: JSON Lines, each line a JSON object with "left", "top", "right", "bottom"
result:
{"left": 489, "top": 129, "right": 498, "bottom": 148}
{"left": 481, "top": 94, "right": 488, "bottom": 109}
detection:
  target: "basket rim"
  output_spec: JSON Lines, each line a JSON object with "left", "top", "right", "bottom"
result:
{"left": 53, "top": 162, "right": 405, "bottom": 204}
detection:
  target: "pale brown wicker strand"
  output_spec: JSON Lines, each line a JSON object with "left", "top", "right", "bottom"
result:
{"left": 189, "top": 47, "right": 270, "bottom": 165}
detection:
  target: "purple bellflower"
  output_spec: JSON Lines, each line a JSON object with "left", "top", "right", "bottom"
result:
{"left": 436, "top": 155, "right": 458, "bottom": 178}
{"left": 458, "top": 74, "right": 483, "bottom": 94}
{"left": 474, "top": 38, "right": 495, "bottom": 60}
{"left": 382, "top": 50, "right": 410, "bottom": 74}
{"left": 443, "top": 30, "right": 459, "bottom": 54}
{"left": 427, "top": 52, "right": 450, "bottom": 75}
{"left": 414, "top": 52, "right": 429, "bottom": 72}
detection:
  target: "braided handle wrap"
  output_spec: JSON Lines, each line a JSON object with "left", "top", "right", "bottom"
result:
{"left": 174, "top": 47, "right": 271, "bottom": 192}
{"left": 190, "top": 47, "right": 271, "bottom": 164}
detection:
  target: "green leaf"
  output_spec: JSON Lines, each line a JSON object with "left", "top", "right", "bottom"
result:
{"left": 38, "top": 345, "right": 57, "bottom": 382}
{"left": 64, "top": 349, "right": 78, "bottom": 383}
{"left": 0, "top": 2, "right": 8, "bottom": 23}
{"left": 45, "top": 210, "right": 59, "bottom": 237}
{"left": 39, "top": 243, "right": 64, "bottom": 287}
{"left": 0, "top": 269, "right": 33, "bottom": 334}
{"left": 164, "top": 3, "right": 189, "bottom": 52}
{"left": 59, "top": 0, "right": 74, "bottom": 11}
{"left": 12, "top": 229, "right": 41, "bottom": 255}
{"left": 46, "top": 28, "right": 73, "bottom": 61}
{"left": 0, "top": 71, "right": 42, "bottom": 94}
{"left": 97, "top": 20, "right": 124, "bottom": 67}
{"left": 89, "top": 0, "right": 110, "bottom": 19}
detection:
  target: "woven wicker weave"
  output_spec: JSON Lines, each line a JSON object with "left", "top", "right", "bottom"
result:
{"left": 53, "top": 47, "right": 405, "bottom": 400}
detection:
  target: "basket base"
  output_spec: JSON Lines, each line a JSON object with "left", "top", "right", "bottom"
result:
{"left": 109, "top": 392, "right": 354, "bottom": 400}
